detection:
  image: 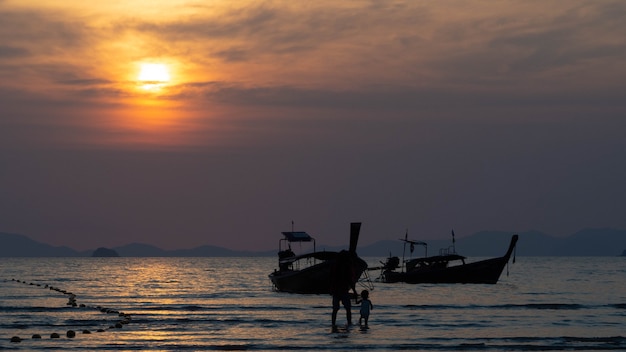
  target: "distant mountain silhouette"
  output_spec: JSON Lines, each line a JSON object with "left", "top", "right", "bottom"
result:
{"left": 400, "top": 229, "right": 626, "bottom": 257}
{"left": 560, "top": 228, "right": 626, "bottom": 256}
{"left": 113, "top": 243, "right": 268, "bottom": 257}
{"left": 0, "top": 232, "right": 80, "bottom": 257}
{"left": 114, "top": 243, "right": 168, "bottom": 257}
{"left": 1, "top": 229, "right": 625, "bottom": 257}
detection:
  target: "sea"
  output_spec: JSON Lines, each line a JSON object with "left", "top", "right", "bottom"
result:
{"left": 0, "top": 256, "right": 624, "bottom": 351}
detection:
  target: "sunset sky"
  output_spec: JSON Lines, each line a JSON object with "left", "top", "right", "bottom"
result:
{"left": 1, "top": 0, "right": 625, "bottom": 251}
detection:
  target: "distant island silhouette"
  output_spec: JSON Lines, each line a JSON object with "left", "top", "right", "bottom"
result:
{"left": 92, "top": 247, "right": 119, "bottom": 257}
{"left": 1, "top": 228, "right": 626, "bottom": 257}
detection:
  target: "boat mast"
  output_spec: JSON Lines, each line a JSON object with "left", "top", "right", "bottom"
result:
{"left": 451, "top": 229, "right": 456, "bottom": 254}
{"left": 401, "top": 229, "right": 408, "bottom": 273}
{"left": 291, "top": 220, "right": 294, "bottom": 252}
{"left": 400, "top": 230, "right": 428, "bottom": 267}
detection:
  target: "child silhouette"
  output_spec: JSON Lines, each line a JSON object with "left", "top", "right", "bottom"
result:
{"left": 357, "top": 289, "right": 373, "bottom": 327}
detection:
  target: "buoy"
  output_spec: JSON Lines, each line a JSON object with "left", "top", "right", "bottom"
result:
{"left": 32, "top": 334, "right": 41, "bottom": 339}
{"left": 50, "top": 333, "right": 60, "bottom": 338}
{"left": 66, "top": 330, "right": 76, "bottom": 338}
{"left": 10, "top": 336, "right": 22, "bottom": 342}
{"left": 115, "top": 323, "right": 123, "bottom": 328}
{"left": 82, "top": 330, "right": 91, "bottom": 334}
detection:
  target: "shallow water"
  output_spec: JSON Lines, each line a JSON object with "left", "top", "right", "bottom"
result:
{"left": 1, "top": 256, "right": 624, "bottom": 350}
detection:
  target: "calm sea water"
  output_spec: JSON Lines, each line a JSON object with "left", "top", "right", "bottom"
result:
{"left": 0, "top": 256, "right": 624, "bottom": 351}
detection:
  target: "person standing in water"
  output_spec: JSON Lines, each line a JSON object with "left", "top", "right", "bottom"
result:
{"left": 330, "top": 250, "right": 357, "bottom": 329}
{"left": 357, "top": 289, "right": 373, "bottom": 327}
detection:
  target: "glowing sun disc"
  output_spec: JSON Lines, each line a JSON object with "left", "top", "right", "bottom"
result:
{"left": 138, "top": 63, "right": 170, "bottom": 82}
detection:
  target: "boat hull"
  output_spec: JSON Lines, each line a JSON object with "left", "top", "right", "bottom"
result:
{"left": 269, "top": 257, "right": 368, "bottom": 294}
{"left": 382, "top": 235, "right": 518, "bottom": 285}
{"left": 383, "top": 256, "right": 510, "bottom": 284}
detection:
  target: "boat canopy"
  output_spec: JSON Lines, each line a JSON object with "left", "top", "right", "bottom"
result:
{"left": 281, "top": 231, "right": 313, "bottom": 242}
{"left": 279, "top": 251, "right": 337, "bottom": 264}
{"left": 407, "top": 254, "right": 466, "bottom": 264}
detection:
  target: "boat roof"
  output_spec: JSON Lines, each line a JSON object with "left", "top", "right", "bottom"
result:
{"left": 281, "top": 231, "right": 314, "bottom": 242}
{"left": 407, "top": 254, "right": 466, "bottom": 264}
{"left": 279, "top": 251, "right": 337, "bottom": 264}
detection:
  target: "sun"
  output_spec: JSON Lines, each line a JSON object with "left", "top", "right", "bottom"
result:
{"left": 139, "top": 63, "right": 170, "bottom": 82}
{"left": 137, "top": 63, "right": 170, "bottom": 90}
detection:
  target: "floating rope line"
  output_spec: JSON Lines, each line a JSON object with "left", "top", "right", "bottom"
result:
{"left": 4, "top": 278, "right": 133, "bottom": 344}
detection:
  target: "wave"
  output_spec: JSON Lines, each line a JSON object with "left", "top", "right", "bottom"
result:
{"left": 402, "top": 302, "right": 623, "bottom": 310}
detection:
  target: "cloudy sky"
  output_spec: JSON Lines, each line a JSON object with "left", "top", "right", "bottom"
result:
{"left": 1, "top": 0, "right": 625, "bottom": 251}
